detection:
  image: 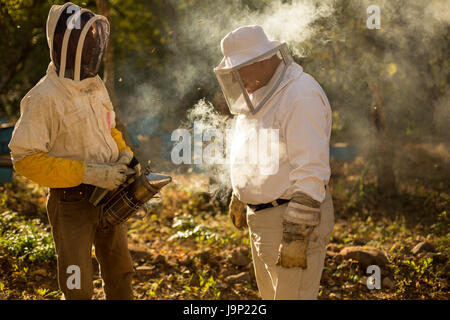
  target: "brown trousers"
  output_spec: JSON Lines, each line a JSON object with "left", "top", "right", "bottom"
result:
{"left": 46, "top": 185, "right": 134, "bottom": 300}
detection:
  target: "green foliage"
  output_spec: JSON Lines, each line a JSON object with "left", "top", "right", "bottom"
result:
{"left": 168, "top": 213, "right": 220, "bottom": 242}
{"left": 0, "top": 210, "right": 55, "bottom": 262}
{"left": 146, "top": 278, "right": 163, "bottom": 297}
{"left": 35, "top": 287, "right": 49, "bottom": 297}
{"left": 403, "top": 257, "right": 432, "bottom": 276}
{"left": 111, "top": 0, "right": 171, "bottom": 68}
{"left": 431, "top": 210, "right": 448, "bottom": 236}
{"left": 198, "top": 268, "right": 221, "bottom": 299}
{"left": 344, "top": 162, "right": 377, "bottom": 211}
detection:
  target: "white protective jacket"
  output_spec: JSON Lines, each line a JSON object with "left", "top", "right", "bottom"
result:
{"left": 8, "top": 3, "right": 127, "bottom": 188}
{"left": 230, "top": 62, "right": 332, "bottom": 204}
{"left": 9, "top": 62, "right": 120, "bottom": 164}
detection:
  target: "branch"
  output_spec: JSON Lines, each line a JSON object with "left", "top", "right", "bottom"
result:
{"left": 0, "top": 40, "right": 33, "bottom": 94}
{"left": 0, "top": 2, "right": 18, "bottom": 29}
{"left": 104, "top": 0, "right": 126, "bottom": 18}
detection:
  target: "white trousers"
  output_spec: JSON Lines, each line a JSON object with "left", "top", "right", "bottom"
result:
{"left": 247, "top": 188, "right": 334, "bottom": 300}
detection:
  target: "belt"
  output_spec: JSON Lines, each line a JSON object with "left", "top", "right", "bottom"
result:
{"left": 50, "top": 184, "right": 96, "bottom": 201}
{"left": 247, "top": 198, "right": 290, "bottom": 212}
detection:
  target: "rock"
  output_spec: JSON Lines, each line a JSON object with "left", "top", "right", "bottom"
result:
{"left": 339, "top": 246, "right": 388, "bottom": 267}
{"left": 129, "top": 245, "right": 153, "bottom": 261}
{"left": 30, "top": 269, "right": 48, "bottom": 277}
{"left": 225, "top": 272, "right": 251, "bottom": 284}
{"left": 382, "top": 277, "right": 394, "bottom": 289}
{"left": 326, "top": 243, "right": 340, "bottom": 253}
{"left": 152, "top": 254, "right": 166, "bottom": 265}
{"left": 411, "top": 241, "right": 434, "bottom": 255}
{"left": 229, "top": 248, "right": 251, "bottom": 266}
{"left": 329, "top": 292, "right": 341, "bottom": 299}
{"left": 135, "top": 265, "right": 154, "bottom": 273}
{"left": 326, "top": 251, "right": 340, "bottom": 258}
{"left": 216, "top": 281, "right": 228, "bottom": 289}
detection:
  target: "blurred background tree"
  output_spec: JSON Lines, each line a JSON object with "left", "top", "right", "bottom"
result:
{"left": 296, "top": 0, "right": 449, "bottom": 194}
{"left": 0, "top": 0, "right": 448, "bottom": 192}
{"left": 0, "top": 0, "right": 172, "bottom": 118}
{"left": 0, "top": 0, "right": 52, "bottom": 117}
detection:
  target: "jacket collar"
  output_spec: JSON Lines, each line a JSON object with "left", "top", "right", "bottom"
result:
{"left": 277, "top": 62, "right": 303, "bottom": 94}
{"left": 46, "top": 62, "right": 104, "bottom": 95}
{"left": 245, "top": 62, "right": 304, "bottom": 118}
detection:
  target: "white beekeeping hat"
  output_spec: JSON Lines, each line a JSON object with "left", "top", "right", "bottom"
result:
{"left": 215, "top": 25, "right": 281, "bottom": 71}
{"left": 214, "top": 25, "right": 292, "bottom": 115}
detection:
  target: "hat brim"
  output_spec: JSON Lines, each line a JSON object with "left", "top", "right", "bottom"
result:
{"left": 214, "top": 40, "right": 281, "bottom": 72}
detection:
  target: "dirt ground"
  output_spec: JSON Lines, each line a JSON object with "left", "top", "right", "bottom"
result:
{"left": 0, "top": 157, "right": 448, "bottom": 300}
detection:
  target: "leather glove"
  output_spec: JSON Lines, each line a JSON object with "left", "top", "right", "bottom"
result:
{"left": 117, "top": 149, "right": 133, "bottom": 166}
{"left": 121, "top": 162, "right": 142, "bottom": 187}
{"left": 133, "top": 162, "right": 142, "bottom": 176}
{"left": 276, "top": 192, "right": 321, "bottom": 269}
{"left": 229, "top": 193, "right": 248, "bottom": 230}
{"left": 82, "top": 163, "right": 128, "bottom": 190}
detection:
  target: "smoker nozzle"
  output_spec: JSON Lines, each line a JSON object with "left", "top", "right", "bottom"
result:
{"left": 146, "top": 173, "right": 172, "bottom": 189}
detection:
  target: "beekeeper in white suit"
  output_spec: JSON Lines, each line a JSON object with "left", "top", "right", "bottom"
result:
{"left": 8, "top": 2, "right": 137, "bottom": 299}
{"left": 215, "top": 25, "right": 334, "bottom": 300}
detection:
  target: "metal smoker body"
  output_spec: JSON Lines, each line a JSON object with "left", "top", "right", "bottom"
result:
{"left": 101, "top": 173, "right": 171, "bottom": 225}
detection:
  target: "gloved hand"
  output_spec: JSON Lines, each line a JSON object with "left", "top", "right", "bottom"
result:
{"left": 82, "top": 163, "right": 128, "bottom": 190}
{"left": 276, "top": 192, "right": 321, "bottom": 269}
{"left": 229, "top": 193, "right": 248, "bottom": 230}
{"left": 121, "top": 162, "right": 142, "bottom": 187}
{"left": 133, "top": 162, "right": 142, "bottom": 176}
{"left": 117, "top": 149, "right": 133, "bottom": 166}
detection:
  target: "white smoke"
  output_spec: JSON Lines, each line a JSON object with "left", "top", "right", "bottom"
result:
{"left": 162, "top": 0, "right": 334, "bottom": 191}
{"left": 167, "top": 0, "right": 335, "bottom": 97}
{"left": 124, "top": 0, "right": 449, "bottom": 191}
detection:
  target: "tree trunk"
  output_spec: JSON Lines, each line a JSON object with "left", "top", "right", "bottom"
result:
{"left": 95, "top": 0, "right": 133, "bottom": 148}
{"left": 370, "top": 83, "right": 397, "bottom": 196}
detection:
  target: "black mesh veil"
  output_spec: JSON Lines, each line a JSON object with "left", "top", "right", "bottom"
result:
{"left": 51, "top": 9, "right": 109, "bottom": 80}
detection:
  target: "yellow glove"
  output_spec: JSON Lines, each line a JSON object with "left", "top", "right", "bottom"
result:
{"left": 229, "top": 193, "right": 248, "bottom": 230}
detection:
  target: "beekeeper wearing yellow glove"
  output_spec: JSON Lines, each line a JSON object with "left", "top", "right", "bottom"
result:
{"left": 216, "top": 25, "right": 335, "bottom": 300}
{"left": 9, "top": 2, "right": 135, "bottom": 300}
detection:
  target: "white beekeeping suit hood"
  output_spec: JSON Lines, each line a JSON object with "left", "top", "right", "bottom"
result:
{"left": 214, "top": 25, "right": 293, "bottom": 115}
{"left": 9, "top": 2, "right": 121, "bottom": 172}
{"left": 46, "top": 2, "right": 110, "bottom": 81}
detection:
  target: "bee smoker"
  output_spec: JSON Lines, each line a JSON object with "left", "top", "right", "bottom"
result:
{"left": 89, "top": 160, "right": 172, "bottom": 226}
